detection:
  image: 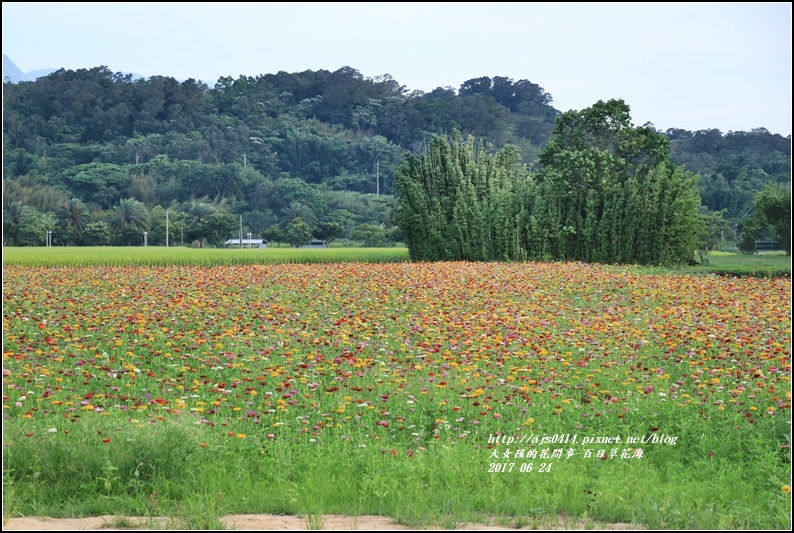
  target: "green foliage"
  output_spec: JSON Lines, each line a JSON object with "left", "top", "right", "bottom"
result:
{"left": 261, "top": 225, "right": 285, "bottom": 246}
{"left": 745, "top": 183, "right": 791, "bottom": 254}
{"left": 3, "top": 201, "right": 26, "bottom": 246}
{"left": 281, "top": 201, "right": 317, "bottom": 228}
{"left": 183, "top": 203, "right": 236, "bottom": 248}
{"left": 314, "top": 221, "right": 343, "bottom": 242}
{"left": 696, "top": 209, "right": 734, "bottom": 253}
{"left": 16, "top": 208, "right": 56, "bottom": 247}
{"left": 285, "top": 218, "right": 313, "bottom": 248}
{"left": 82, "top": 222, "right": 111, "bottom": 246}
{"left": 534, "top": 100, "right": 702, "bottom": 265}
{"left": 56, "top": 198, "right": 92, "bottom": 244}
{"left": 396, "top": 102, "right": 703, "bottom": 265}
{"left": 57, "top": 163, "right": 129, "bottom": 209}
{"left": 109, "top": 198, "right": 150, "bottom": 233}
{"left": 3, "top": 176, "right": 71, "bottom": 214}
{"left": 350, "top": 224, "right": 389, "bottom": 247}
{"left": 3, "top": 64, "right": 787, "bottom": 253}
{"left": 667, "top": 127, "right": 790, "bottom": 223}
{"left": 395, "top": 131, "right": 532, "bottom": 261}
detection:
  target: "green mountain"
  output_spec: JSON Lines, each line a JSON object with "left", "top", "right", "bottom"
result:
{"left": 2, "top": 63, "right": 790, "bottom": 248}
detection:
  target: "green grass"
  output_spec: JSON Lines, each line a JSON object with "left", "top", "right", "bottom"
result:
{"left": 607, "top": 251, "right": 791, "bottom": 278}
{"left": 4, "top": 415, "right": 789, "bottom": 529}
{"left": 694, "top": 251, "right": 791, "bottom": 277}
{"left": 1, "top": 246, "right": 410, "bottom": 267}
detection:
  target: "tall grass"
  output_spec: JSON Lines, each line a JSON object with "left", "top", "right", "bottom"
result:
{"left": 1, "top": 246, "right": 410, "bottom": 267}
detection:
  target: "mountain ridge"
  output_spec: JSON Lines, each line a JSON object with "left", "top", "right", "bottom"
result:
{"left": 3, "top": 54, "right": 58, "bottom": 82}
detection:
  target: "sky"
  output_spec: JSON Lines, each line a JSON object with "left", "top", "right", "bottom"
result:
{"left": 3, "top": 2, "right": 791, "bottom": 136}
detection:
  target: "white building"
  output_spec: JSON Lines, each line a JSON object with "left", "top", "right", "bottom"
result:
{"left": 224, "top": 239, "right": 268, "bottom": 248}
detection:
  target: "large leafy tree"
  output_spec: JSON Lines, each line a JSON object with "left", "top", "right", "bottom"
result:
{"left": 16, "top": 209, "right": 57, "bottom": 246}
{"left": 285, "top": 218, "right": 313, "bottom": 248}
{"left": 742, "top": 184, "right": 791, "bottom": 254}
{"left": 395, "top": 101, "right": 702, "bottom": 265}
{"left": 82, "top": 222, "right": 111, "bottom": 246}
{"left": 58, "top": 163, "right": 129, "bottom": 209}
{"left": 350, "top": 223, "right": 388, "bottom": 247}
{"left": 535, "top": 99, "right": 701, "bottom": 265}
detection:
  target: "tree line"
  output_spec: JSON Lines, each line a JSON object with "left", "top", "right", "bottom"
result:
{"left": 3, "top": 65, "right": 790, "bottom": 253}
{"left": 396, "top": 100, "right": 710, "bottom": 265}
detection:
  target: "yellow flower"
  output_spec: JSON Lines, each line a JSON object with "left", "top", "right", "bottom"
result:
{"left": 783, "top": 485, "right": 792, "bottom": 494}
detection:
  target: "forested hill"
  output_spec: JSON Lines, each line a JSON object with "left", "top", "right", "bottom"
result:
{"left": 3, "top": 65, "right": 791, "bottom": 246}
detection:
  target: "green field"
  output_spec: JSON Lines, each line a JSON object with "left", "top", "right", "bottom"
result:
{"left": 686, "top": 251, "right": 791, "bottom": 277}
{"left": 1, "top": 246, "right": 410, "bottom": 267}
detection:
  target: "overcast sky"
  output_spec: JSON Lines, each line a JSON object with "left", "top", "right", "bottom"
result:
{"left": 3, "top": 2, "right": 791, "bottom": 136}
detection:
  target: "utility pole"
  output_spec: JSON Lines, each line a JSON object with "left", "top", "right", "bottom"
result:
{"left": 166, "top": 209, "right": 169, "bottom": 247}
{"left": 375, "top": 161, "right": 380, "bottom": 196}
{"left": 135, "top": 152, "right": 139, "bottom": 165}
{"left": 239, "top": 215, "right": 243, "bottom": 250}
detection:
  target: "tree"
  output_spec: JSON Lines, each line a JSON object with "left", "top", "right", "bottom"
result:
{"left": 743, "top": 184, "right": 791, "bottom": 254}
{"left": 17, "top": 209, "right": 56, "bottom": 246}
{"left": 281, "top": 201, "right": 317, "bottom": 227}
{"left": 109, "top": 198, "right": 150, "bottom": 233}
{"left": 696, "top": 209, "right": 734, "bottom": 255}
{"left": 394, "top": 131, "right": 532, "bottom": 261}
{"left": 58, "top": 163, "right": 128, "bottom": 209}
{"left": 82, "top": 221, "right": 111, "bottom": 246}
{"left": 196, "top": 212, "right": 238, "bottom": 248}
{"left": 314, "top": 221, "right": 343, "bottom": 243}
{"left": 350, "top": 223, "right": 388, "bottom": 247}
{"left": 186, "top": 202, "right": 218, "bottom": 248}
{"left": 261, "top": 226, "right": 285, "bottom": 247}
{"left": 3, "top": 201, "right": 26, "bottom": 246}
{"left": 285, "top": 218, "right": 312, "bottom": 248}
{"left": 535, "top": 99, "right": 701, "bottom": 265}
{"left": 57, "top": 198, "right": 92, "bottom": 244}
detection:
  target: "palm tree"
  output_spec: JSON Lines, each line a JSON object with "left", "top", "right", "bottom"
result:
{"left": 3, "top": 201, "right": 26, "bottom": 245}
{"left": 187, "top": 201, "right": 217, "bottom": 223}
{"left": 109, "top": 198, "right": 150, "bottom": 233}
{"left": 57, "top": 198, "right": 92, "bottom": 244}
{"left": 281, "top": 201, "right": 316, "bottom": 227}
{"left": 187, "top": 202, "right": 217, "bottom": 248}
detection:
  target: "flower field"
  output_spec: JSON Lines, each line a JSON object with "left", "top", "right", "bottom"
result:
{"left": 2, "top": 261, "right": 791, "bottom": 529}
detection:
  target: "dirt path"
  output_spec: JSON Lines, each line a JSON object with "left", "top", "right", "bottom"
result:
{"left": 5, "top": 513, "right": 644, "bottom": 530}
